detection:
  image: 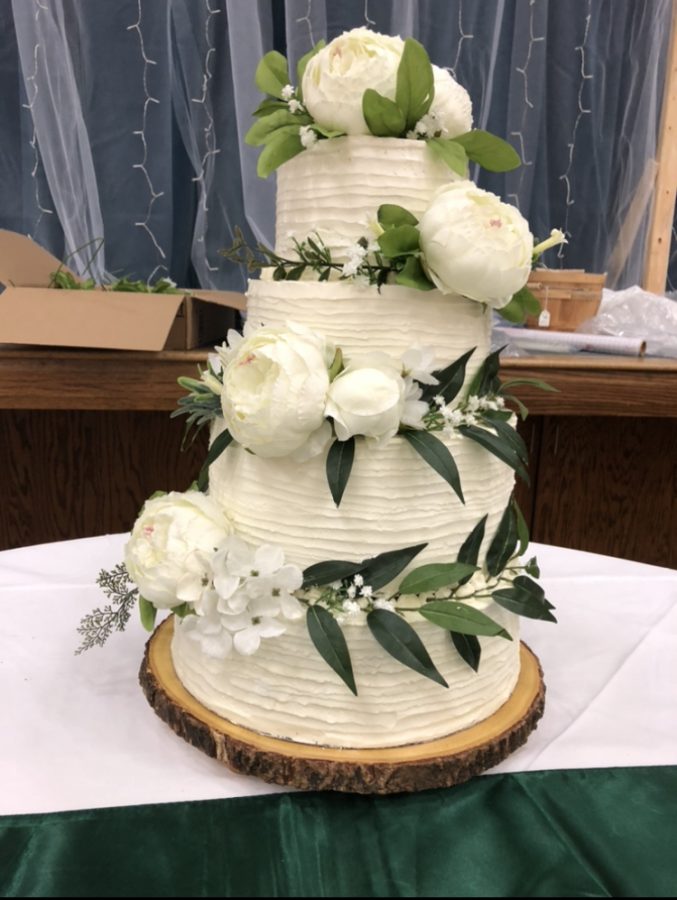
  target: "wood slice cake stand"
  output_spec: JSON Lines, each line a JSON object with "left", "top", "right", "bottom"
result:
{"left": 140, "top": 617, "right": 545, "bottom": 795}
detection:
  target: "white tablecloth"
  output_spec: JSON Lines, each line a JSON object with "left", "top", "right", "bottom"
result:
{"left": 1, "top": 534, "right": 676, "bottom": 815}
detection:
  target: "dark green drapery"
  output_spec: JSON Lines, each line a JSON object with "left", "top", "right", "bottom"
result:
{"left": 2, "top": 766, "right": 676, "bottom": 897}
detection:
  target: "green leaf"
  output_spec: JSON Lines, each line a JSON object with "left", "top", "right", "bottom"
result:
{"left": 419, "top": 601, "right": 513, "bottom": 639}
{"left": 499, "top": 378, "right": 559, "bottom": 393}
{"left": 525, "top": 556, "right": 541, "bottom": 578}
{"left": 252, "top": 98, "right": 289, "bottom": 118}
{"left": 307, "top": 605, "right": 357, "bottom": 695}
{"left": 513, "top": 498, "right": 530, "bottom": 556}
{"left": 458, "top": 424, "right": 529, "bottom": 484}
{"left": 246, "top": 109, "right": 311, "bottom": 146}
{"left": 362, "top": 89, "right": 406, "bottom": 137}
{"left": 492, "top": 579, "right": 557, "bottom": 622}
{"left": 399, "top": 562, "right": 477, "bottom": 595}
{"left": 465, "top": 346, "right": 505, "bottom": 399}
{"left": 197, "top": 429, "right": 234, "bottom": 492}
{"left": 367, "top": 609, "right": 448, "bottom": 688}
{"left": 326, "top": 437, "right": 355, "bottom": 507}
{"left": 173, "top": 603, "right": 193, "bottom": 619}
{"left": 396, "top": 38, "right": 434, "bottom": 130}
{"left": 513, "top": 575, "right": 555, "bottom": 610}
{"left": 255, "top": 50, "right": 290, "bottom": 99}
{"left": 359, "top": 542, "right": 428, "bottom": 592}
{"left": 302, "top": 559, "right": 365, "bottom": 589}
{"left": 328, "top": 347, "right": 344, "bottom": 381}
{"left": 497, "top": 287, "right": 541, "bottom": 324}
{"left": 486, "top": 503, "right": 519, "bottom": 577}
{"left": 309, "top": 123, "right": 345, "bottom": 139}
{"left": 257, "top": 129, "right": 304, "bottom": 178}
{"left": 402, "top": 430, "right": 464, "bottom": 503}
{"left": 484, "top": 417, "right": 528, "bottom": 466}
{"left": 139, "top": 596, "right": 157, "bottom": 633}
{"left": 394, "top": 256, "right": 435, "bottom": 291}
{"left": 452, "top": 130, "right": 521, "bottom": 172}
{"left": 457, "top": 514, "right": 488, "bottom": 574}
{"left": 423, "top": 347, "right": 476, "bottom": 404}
{"left": 427, "top": 137, "right": 468, "bottom": 176}
{"left": 451, "top": 632, "right": 482, "bottom": 672}
{"left": 378, "top": 204, "right": 419, "bottom": 229}
{"left": 296, "top": 39, "right": 326, "bottom": 102}
{"left": 377, "top": 224, "right": 420, "bottom": 258}
{"left": 502, "top": 392, "right": 530, "bottom": 421}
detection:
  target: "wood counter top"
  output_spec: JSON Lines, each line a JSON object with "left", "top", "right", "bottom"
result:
{"left": 1, "top": 347, "right": 676, "bottom": 417}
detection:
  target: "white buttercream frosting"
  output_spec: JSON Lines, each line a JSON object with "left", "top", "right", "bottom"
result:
{"left": 170, "top": 135, "right": 526, "bottom": 749}
{"left": 275, "top": 135, "right": 456, "bottom": 260}
{"left": 209, "top": 427, "right": 514, "bottom": 572}
{"left": 172, "top": 602, "right": 520, "bottom": 748}
{"left": 246, "top": 278, "right": 491, "bottom": 376}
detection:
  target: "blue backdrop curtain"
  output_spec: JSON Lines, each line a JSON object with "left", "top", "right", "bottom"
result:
{"left": 0, "top": 0, "right": 674, "bottom": 294}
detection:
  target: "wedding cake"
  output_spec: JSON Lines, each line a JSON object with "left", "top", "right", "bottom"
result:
{"left": 95, "top": 28, "right": 559, "bottom": 788}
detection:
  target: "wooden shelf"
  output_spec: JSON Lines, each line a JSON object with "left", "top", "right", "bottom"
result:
{"left": 1, "top": 347, "right": 676, "bottom": 416}
{"left": 1, "top": 346, "right": 675, "bottom": 565}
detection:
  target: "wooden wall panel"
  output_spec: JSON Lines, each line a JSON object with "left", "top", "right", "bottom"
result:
{"left": 531, "top": 416, "right": 677, "bottom": 567}
{"left": 0, "top": 411, "right": 207, "bottom": 550}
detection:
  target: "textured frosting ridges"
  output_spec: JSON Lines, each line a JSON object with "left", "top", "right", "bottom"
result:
{"left": 172, "top": 606, "right": 520, "bottom": 749}
{"left": 209, "top": 428, "right": 514, "bottom": 571}
{"left": 247, "top": 278, "right": 491, "bottom": 378}
{"left": 275, "top": 135, "right": 454, "bottom": 259}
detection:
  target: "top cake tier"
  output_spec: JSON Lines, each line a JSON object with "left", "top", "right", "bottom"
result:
{"left": 275, "top": 136, "right": 455, "bottom": 260}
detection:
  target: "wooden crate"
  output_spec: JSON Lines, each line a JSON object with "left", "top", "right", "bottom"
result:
{"left": 525, "top": 269, "right": 606, "bottom": 331}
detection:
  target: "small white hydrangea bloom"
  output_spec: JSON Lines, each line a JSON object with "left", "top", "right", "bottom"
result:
{"left": 281, "top": 84, "right": 295, "bottom": 101}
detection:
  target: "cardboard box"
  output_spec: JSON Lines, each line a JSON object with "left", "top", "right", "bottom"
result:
{"left": 0, "top": 230, "right": 246, "bottom": 351}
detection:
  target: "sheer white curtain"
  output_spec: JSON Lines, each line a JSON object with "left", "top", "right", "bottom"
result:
{"left": 1, "top": 0, "right": 673, "bottom": 291}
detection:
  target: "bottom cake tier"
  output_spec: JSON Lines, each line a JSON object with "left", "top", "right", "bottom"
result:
{"left": 170, "top": 602, "right": 520, "bottom": 749}
{"left": 141, "top": 619, "right": 544, "bottom": 794}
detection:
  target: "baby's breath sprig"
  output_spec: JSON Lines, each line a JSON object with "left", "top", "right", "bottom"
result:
{"left": 221, "top": 228, "right": 397, "bottom": 286}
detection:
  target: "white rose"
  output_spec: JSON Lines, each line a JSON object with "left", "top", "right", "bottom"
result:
{"left": 326, "top": 352, "right": 406, "bottom": 443}
{"left": 220, "top": 324, "right": 332, "bottom": 458}
{"left": 418, "top": 181, "right": 534, "bottom": 308}
{"left": 302, "top": 27, "right": 404, "bottom": 135}
{"left": 124, "top": 491, "right": 232, "bottom": 610}
{"left": 429, "top": 66, "right": 473, "bottom": 138}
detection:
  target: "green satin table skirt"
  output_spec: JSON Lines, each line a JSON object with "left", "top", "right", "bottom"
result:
{"left": 2, "top": 767, "right": 676, "bottom": 897}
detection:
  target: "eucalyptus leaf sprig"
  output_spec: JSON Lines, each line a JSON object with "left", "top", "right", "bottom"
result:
{"left": 171, "top": 360, "right": 224, "bottom": 449}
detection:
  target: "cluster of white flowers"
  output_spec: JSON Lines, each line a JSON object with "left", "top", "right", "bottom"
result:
{"left": 341, "top": 242, "right": 369, "bottom": 278}
{"left": 432, "top": 393, "right": 506, "bottom": 431}
{"left": 181, "top": 536, "right": 304, "bottom": 659}
{"left": 407, "top": 111, "right": 446, "bottom": 141}
{"left": 124, "top": 491, "right": 304, "bottom": 661}
{"left": 299, "top": 125, "right": 318, "bottom": 149}
{"left": 214, "top": 323, "right": 438, "bottom": 456}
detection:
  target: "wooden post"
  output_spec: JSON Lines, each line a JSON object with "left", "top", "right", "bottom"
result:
{"left": 643, "top": 0, "right": 677, "bottom": 294}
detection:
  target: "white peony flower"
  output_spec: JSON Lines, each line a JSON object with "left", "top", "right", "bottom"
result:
{"left": 418, "top": 181, "right": 534, "bottom": 308}
{"left": 219, "top": 323, "right": 333, "bottom": 458}
{"left": 302, "top": 28, "right": 404, "bottom": 135}
{"left": 429, "top": 66, "right": 473, "bottom": 139}
{"left": 326, "top": 352, "right": 406, "bottom": 443}
{"left": 124, "top": 491, "right": 232, "bottom": 610}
